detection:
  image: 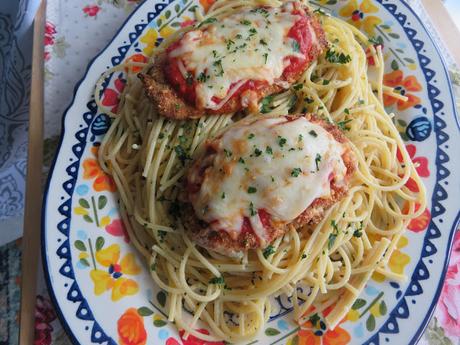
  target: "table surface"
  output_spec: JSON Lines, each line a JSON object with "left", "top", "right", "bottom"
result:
{"left": 0, "top": 1, "right": 459, "bottom": 344}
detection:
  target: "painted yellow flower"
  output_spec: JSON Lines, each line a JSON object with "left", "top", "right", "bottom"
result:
{"left": 373, "top": 236, "right": 410, "bottom": 282}
{"left": 139, "top": 28, "right": 158, "bottom": 56}
{"left": 339, "top": 0, "right": 382, "bottom": 36}
{"left": 90, "top": 244, "right": 141, "bottom": 301}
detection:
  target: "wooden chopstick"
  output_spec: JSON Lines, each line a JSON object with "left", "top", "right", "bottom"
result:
{"left": 18, "top": 1, "right": 46, "bottom": 344}
{"left": 420, "top": 0, "right": 460, "bottom": 67}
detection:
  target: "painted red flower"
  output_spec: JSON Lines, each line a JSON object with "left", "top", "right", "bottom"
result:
{"left": 436, "top": 261, "right": 460, "bottom": 338}
{"left": 44, "top": 21, "right": 56, "bottom": 46}
{"left": 34, "top": 295, "right": 57, "bottom": 345}
{"left": 166, "top": 329, "right": 224, "bottom": 345}
{"left": 383, "top": 70, "right": 422, "bottom": 110}
{"left": 83, "top": 5, "right": 101, "bottom": 17}
{"left": 106, "top": 219, "right": 130, "bottom": 242}
{"left": 102, "top": 76, "right": 126, "bottom": 113}
{"left": 125, "top": 53, "right": 148, "bottom": 73}
{"left": 181, "top": 19, "right": 196, "bottom": 28}
{"left": 397, "top": 144, "right": 430, "bottom": 192}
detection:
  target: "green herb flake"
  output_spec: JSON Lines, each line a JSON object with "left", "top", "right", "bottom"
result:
{"left": 248, "top": 133, "right": 255, "bottom": 139}
{"left": 263, "top": 245, "right": 275, "bottom": 259}
{"left": 309, "top": 313, "right": 320, "bottom": 327}
{"left": 247, "top": 186, "right": 257, "bottom": 194}
{"left": 260, "top": 95, "right": 273, "bottom": 113}
{"left": 337, "top": 119, "right": 352, "bottom": 131}
{"left": 209, "top": 276, "right": 225, "bottom": 285}
{"left": 315, "top": 153, "right": 322, "bottom": 171}
{"left": 322, "top": 79, "right": 330, "bottom": 85}
{"left": 293, "top": 83, "right": 303, "bottom": 91}
{"left": 292, "top": 40, "right": 300, "bottom": 52}
{"left": 240, "top": 19, "right": 251, "bottom": 25}
{"left": 260, "top": 39, "right": 268, "bottom": 45}
{"left": 309, "top": 130, "right": 317, "bottom": 137}
{"left": 325, "top": 49, "right": 352, "bottom": 64}
{"left": 249, "top": 202, "right": 257, "bottom": 216}
{"left": 265, "top": 146, "right": 273, "bottom": 155}
{"left": 278, "top": 136, "right": 287, "bottom": 147}
{"left": 197, "top": 72, "right": 209, "bottom": 83}
{"left": 291, "top": 168, "right": 302, "bottom": 177}
{"left": 221, "top": 192, "right": 226, "bottom": 199}
{"left": 223, "top": 148, "right": 233, "bottom": 157}
{"left": 198, "top": 17, "right": 217, "bottom": 28}
{"left": 238, "top": 157, "right": 245, "bottom": 164}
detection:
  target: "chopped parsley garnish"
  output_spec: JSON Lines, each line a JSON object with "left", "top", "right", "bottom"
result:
{"left": 185, "top": 72, "right": 193, "bottom": 85}
{"left": 221, "top": 192, "right": 226, "bottom": 199}
{"left": 260, "top": 39, "right": 268, "bottom": 45}
{"left": 304, "top": 97, "right": 314, "bottom": 104}
{"left": 235, "top": 34, "right": 243, "bottom": 39}
{"left": 337, "top": 119, "right": 352, "bottom": 131}
{"left": 178, "top": 135, "right": 187, "bottom": 145}
{"left": 249, "top": 202, "right": 257, "bottom": 216}
{"left": 197, "top": 72, "right": 208, "bottom": 83}
{"left": 353, "top": 221, "right": 364, "bottom": 238}
{"left": 213, "top": 59, "right": 224, "bottom": 76}
{"left": 265, "top": 146, "right": 273, "bottom": 155}
{"left": 328, "top": 220, "right": 339, "bottom": 250}
{"left": 260, "top": 95, "right": 274, "bottom": 113}
{"left": 309, "top": 130, "right": 317, "bottom": 137}
{"left": 248, "top": 133, "right": 255, "bottom": 139}
{"left": 249, "top": 28, "right": 257, "bottom": 35}
{"left": 278, "top": 136, "right": 287, "bottom": 147}
{"left": 313, "top": 8, "right": 327, "bottom": 16}
{"left": 315, "top": 153, "right": 322, "bottom": 171}
{"left": 209, "top": 276, "right": 225, "bottom": 285}
{"left": 270, "top": 175, "right": 275, "bottom": 182}
{"left": 212, "top": 50, "right": 218, "bottom": 58}
{"left": 226, "top": 39, "right": 235, "bottom": 50}
{"left": 322, "top": 79, "right": 330, "bottom": 85}
{"left": 175, "top": 145, "right": 190, "bottom": 164}
{"left": 240, "top": 19, "right": 251, "bottom": 25}
{"left": 325, "top": 49, "right": 352, "bottom": 64}
{"left": 293, "top": 83, "right": 303, "bottom": 91}
{"left": 174, "top": 103, "right": 181, "bottom": 111}
{"left": 291, "top": 168, "right": 302, "bottom": 177}
{"left": 158, "top": 132, "right": 165, "bottom": 139}
{"left": 238, "top": 157, "right": 245, "bottom": 164}
{"left": 247, "top": 186, "right": 257, "bottom": 194}
{"left": 344, "top": 108, "right": 350, "bottom": 115}
{"left": 309, "top": 313, "right": 320, "bottom": 327}
{"left": 298, "top": 134, "right": 303, "bottom": 142}
{"left": 263, "top": 52, "right": 268, "bottom": 64}
{"left": 263, "top": 245, "right": 275, "bottom": 259}
{"left": 223, "top": 148, "right": 233, "bottom": 157}
{"left": 292, "top": 40, "right": 300, "bottom": 52}
{"left": 198, "top": 17, "right": 217, "bottom": 28}
{"left": 253, "top": 148, "right": 262, "bottom": 157}
{"left": 301, "top": 253, "right": 307, "bottom": 259}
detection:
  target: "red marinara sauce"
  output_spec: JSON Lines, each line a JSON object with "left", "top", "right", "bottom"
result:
{"left": 163, "top": 6, "right": 317, "bottom": 110}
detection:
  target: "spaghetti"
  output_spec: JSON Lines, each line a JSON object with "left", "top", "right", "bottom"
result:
{"left": 96, "top": 0, "right": 426, "bottom": 342}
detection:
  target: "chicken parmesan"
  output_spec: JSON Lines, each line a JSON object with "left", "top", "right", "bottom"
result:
{"left": 139, "top": 1, "right": 327, "bottom": 119}
{"left": 185, "top": 114, "right": 356, "bottom": 256}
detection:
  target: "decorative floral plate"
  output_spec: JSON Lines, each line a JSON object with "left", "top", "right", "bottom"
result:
{"left": 42, "top": 0, "right": 460, "bottom": 344}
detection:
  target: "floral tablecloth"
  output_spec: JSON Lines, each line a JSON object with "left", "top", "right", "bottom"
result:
{"left": 0, "top": 0, "right": 459, "bottom": 344}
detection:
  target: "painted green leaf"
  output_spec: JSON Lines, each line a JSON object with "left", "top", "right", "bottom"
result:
{"left": 74, "top": 240, "right": 87, "bottom": 251}
{"left": 404, "top": 57, "right": 415, "bottom": 64}
{"left": 171, "top": 22, "right": 181, "bottom": 27}
{"left": 352, "top": 298, "right": 366, "bottom": 310}
{"left": 380, "top": 24, "right": 391, "bottom": 30}
{"left": 137, "top": 307, "right": 154, "bottom": 316}
{"left": 396, "top": 48, "right": 404, "bottom": 53}
{"left": 366, "top": 314, "right": 376, "bottom": 331}
{"left": 188, "top": 5, "right": 198, "bottom": 13}
{"left": 154, "top": 319, "right": 167, "bottom": 327}
{"left": 165, "top": 10, "right": 171, "bottom": 19}
{"left": 401, "top": 132, "right": 409, "bottom": 141}
{"left": 391, "top": 60, "right": 399, "bottom": 71}
{"left": 326, "top": 0, "right": 337, "bottom": 4}
{"left": 175, "top": 4, "right": 181, "bottom": 13}
{"left": 264, "top": 328, "right": 280, "bottom": 336}
{"left": 156, "top": 18, "right": 163, "bottom": 27}
{"left": 98, "top": 195, "right": 107, "bottom": 210}
{"left": 79, "top": 198, "right": 90, "bottom": 209}
{"left": 83, "top": 215, "right": 93, "bottom": 223}
{"left": 380, "top": 300, "right": 387, "bottom": 315}
{"left": 79, "top": 258, "right": 90, "bottom": 267}
{"left": 157, "top": 291, "right": 167, "bottom": 307}
{"left": 96, "top": 237, "right": 105, "bottom": 251}
{"left": 388, "top": 33, "right": 400, "bottom": 39}
{"left": 291, "top": 335, "right": 299, "bottom": 345}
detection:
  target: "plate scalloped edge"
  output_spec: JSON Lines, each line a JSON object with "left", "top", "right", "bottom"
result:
{"left": 41, "top": 0, "right": 460, "bottom": 344}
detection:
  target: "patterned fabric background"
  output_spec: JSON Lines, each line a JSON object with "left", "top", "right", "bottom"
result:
{"left": 0, "top": 0, "right": 458, "bottom": 344}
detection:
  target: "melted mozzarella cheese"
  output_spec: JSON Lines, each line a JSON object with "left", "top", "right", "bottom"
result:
{"left": 169, "top": 2, "right": 307, "bottom": 109}
{"left": 192, "top": 116, "right": 348, "bottom": 243}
